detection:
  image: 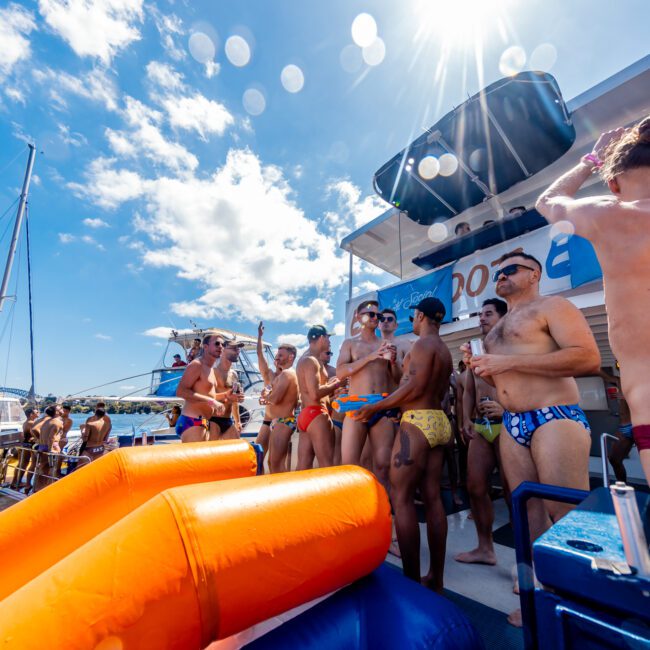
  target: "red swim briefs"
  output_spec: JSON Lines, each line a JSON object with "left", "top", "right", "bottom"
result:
{"left": 633, "top": 425, "right": 650, "bottom": 451}
{"left": 298, "top": 405, "right": 328, "bottom": 432}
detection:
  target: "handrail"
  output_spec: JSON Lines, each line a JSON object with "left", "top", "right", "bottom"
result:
{"left": 511, "top": 481, "right": 590, "bottom": 650}
{"left": 1, "top": 445, "right": 91, "bottom": 495}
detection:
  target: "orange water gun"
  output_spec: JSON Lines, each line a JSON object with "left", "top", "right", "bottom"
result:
{"left": 332, "top": 393, "right": 388, "bottom": 414}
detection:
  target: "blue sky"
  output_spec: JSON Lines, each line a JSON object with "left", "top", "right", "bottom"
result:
{"left": 0, "top": 0, "right": 648, "bottom": 396}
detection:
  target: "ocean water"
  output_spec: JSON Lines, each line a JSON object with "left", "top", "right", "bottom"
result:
{"left": 68, "top": 412, "right": 170, "bottom": 436}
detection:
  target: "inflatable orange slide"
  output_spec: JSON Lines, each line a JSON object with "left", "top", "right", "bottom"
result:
{"left": 0, "top": 466, "right": 391, "bottom": 650}
{"left": 0, "top": 439, "right": 257, "bottom": 600}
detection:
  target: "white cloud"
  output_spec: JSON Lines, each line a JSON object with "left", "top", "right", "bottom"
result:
{"left": 333, "top": 322, "right": 346, "bottom": 336}
{"left": 81, "top": 234, "right": 105, "bottom": 250}
{"left": 359, "top": 280, "right": 379, "bottom": 292}
{"left": 0, "top": 4, "right": 36, "bottom": 78}
{"left": 38, "top": 0, "right": 143, "bottom": 64}
{"left": 120, "top": 385, "right": 136, "bottom": 390}
{"left": 105, "top": 96, "right": 199, "bottom": 171}
{"left": 83, "top": 217, "right": 109, "bottom": 228}
{"left": 32, "top": 174, "right": 41, "bottom": 186}
{"left": 143, "top": 326, "right": 193, "bottom": 339}
{"left": 150, "top": 8, "right": 185, "bottom": 61}
{"left": 69, "top": 157, "right": 148, "bottom": 209}
{"left": 94, "top": 333, "right": 112, "bottom": 341}
{"left": 33, "top": 67, "right": 118, "bottom": 111}
{"left": 204, "top": 60, "right": 220, "bottom": 78}
{"left": 76, "top": 148, "right": 348, "bottom": 324}
{"left": 277, "top": 333, "right": 307, "bottom": 347}
{"left": 146, "top": 61, "right": 184, "bottom": 91}
{"left": 58, "top": 123, "right": 87, "bottom": 147}
{"left": 324, "top": 179, "right": 386, "bottom": 240}
{"left": 58, "top": 233, "right": 75, "bottom": 244}
{"left": 161, "top": 93, "right": 234, "bottom": 141}
{"left": 5, "top": 87, "right": 25, "bottom": 103}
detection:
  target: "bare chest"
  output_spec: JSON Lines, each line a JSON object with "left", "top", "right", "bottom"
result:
{"left": 485, "top": 307, "right": 548, "bottom": 353}
{"left": 351, "top": 339, "right": 381, "bottom": 362}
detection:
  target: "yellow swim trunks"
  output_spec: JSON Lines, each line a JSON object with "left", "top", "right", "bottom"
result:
{"left": 472, "top": 419, "right": 501, "bottom": 444}
{"left": 401, "top": 409, "right": 452, "bottom": 448}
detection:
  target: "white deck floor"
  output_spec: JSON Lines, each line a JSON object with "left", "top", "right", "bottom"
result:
{"left": 385, "top": 498, "right": 520, "bottom": 615}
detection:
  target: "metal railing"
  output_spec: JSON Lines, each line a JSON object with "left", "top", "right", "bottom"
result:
{"left": 0, "top": 445, "right": 91, "bottom": 495}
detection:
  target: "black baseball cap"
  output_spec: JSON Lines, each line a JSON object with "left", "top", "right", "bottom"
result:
{"left": 408, "top": 297, "right": 446, "bottom": 323}
{"left": 307, "top": 324, "right": 333, "bottom": 340}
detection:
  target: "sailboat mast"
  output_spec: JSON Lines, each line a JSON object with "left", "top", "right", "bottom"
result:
{"left": 0, "top": 144, "right": 36, "bottom": 312}
{"left": 25, "top": 215, "right": 36, "bottom": 401}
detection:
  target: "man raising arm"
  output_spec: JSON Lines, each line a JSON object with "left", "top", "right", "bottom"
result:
{"left": 536, "top": 116, "right": 650, "bottom": 484}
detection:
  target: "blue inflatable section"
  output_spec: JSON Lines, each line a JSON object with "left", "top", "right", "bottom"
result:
{"left": 246, "top": 564, "right": 484, "bottom": 649}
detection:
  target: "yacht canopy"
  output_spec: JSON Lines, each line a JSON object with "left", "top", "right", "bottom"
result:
{"left": 341, "top": 55, "right": 650, "bottom": 279}
{"left": 372, "top": 71, "right": 575, "bottom": 226}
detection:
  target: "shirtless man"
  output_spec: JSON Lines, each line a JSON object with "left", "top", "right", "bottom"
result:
{"left": 11, "top": 407, "right": 39, "bottom": 489}
{"left": 175, "top": 334, "right": 232, "bottom": 443}
{"left": 355, "top": 297, "right": 453, "bottom": 591}
{"left": 34, "top": 405, "right": 63, "bottom": 491}
{"left": 255, "top": 322, "right": 276, "bottom": 469}
{"left": 296, "top": 325, "right": 341, "bottom": 468}
{"left": 186, "top": 338, "right": 202, "bottom": 363}
{"left": 323, "top": 350, "right": 345, "bottom": 466}
{"left": 336, "top": 300, "right": 398, "bottom": 493}
{"left": 378, "top": 308, "right": 410, "bottom": 388}
{"left": 466, "top": 251, "right": 600, "bottom": 625}
{"left": 256, "top": 322, "right": 299, "bottom": 472}
{"left": 536, "top": 117, "right": 650, "bottom": 484}
{"left": 211, "top": 341, "right": 245, "bottom": 440}
{"left": 80, "top": 406, "right": 110, "bottom": 462}
{"left": 299, "top": 350, "right": 344, "bottom": 470}
{"left": 455, "top": 298, "right": 508, "bottom": 566}
{"left": 55, "top": 404, "right": 73, "bottom": 477}
{"left": 81, "top": 403, "right": 112, "bottom": 446}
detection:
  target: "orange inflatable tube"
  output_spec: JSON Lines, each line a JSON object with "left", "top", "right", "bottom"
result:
{"left": 0, "top": 466, "right": 391, "bottom": 650}
{"left": 0, "top": 440, "right": 256, "bottom": 600}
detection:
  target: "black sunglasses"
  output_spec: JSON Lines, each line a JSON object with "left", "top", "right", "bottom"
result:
{"left": 492, "top": 263, "right": 537, "bottom": 283}
{"left": 360, "top": 311, "right": 384, "bottom": 321}
{"left": 213, "top": 341, "right": 225, "bottom": 347}
{"left": 381, "top": 315, "right": 396, "bottom": 323}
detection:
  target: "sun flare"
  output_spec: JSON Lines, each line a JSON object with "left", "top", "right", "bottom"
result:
{"left": 414, "top": 0, "right": 512, "bottom": 49}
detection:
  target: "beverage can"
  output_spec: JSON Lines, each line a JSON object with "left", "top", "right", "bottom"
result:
{"left": 470, "top": 338, "right": 485, "bottom": 356}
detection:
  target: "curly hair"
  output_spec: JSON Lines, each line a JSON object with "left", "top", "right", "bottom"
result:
{"left": 601, "top": 115, "right": 650, "bottom": 182}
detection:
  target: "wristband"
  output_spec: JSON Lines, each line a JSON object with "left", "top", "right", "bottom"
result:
{"left": 582, "top": 153, "right": 603, "bottom": 169}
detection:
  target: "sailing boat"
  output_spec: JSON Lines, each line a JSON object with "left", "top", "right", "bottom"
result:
{"left": 0, "top": 145, "right": 36, "bottom": 448}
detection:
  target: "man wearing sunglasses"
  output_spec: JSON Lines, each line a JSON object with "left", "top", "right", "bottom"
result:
{"left": 336, "top": 300, "right": 399, "bottom": 495}
{"left": 466, "top": 251, "right": 600, "bottom": 626}
{"left": 211, "top": 340, "right": 246, "bottom": 440}
{"left": 354, "top": 297, "right": 453, "bottom": 591}
{"left": 175, "top": 335, "right": 237, "bottom": 442}
{"left": 379, "top": 308, "right": 411, "bottom": 389}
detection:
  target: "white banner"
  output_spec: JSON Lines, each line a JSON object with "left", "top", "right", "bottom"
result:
{"left": 345, "top": 224, "right": 585, "bottom": 333}
{"left": 451, "top": 224, "right": 571, "bottom": 317}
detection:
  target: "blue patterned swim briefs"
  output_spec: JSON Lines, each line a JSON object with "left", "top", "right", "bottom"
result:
{"left": 503, "top": 404, "right": 590, "bottom": 447}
